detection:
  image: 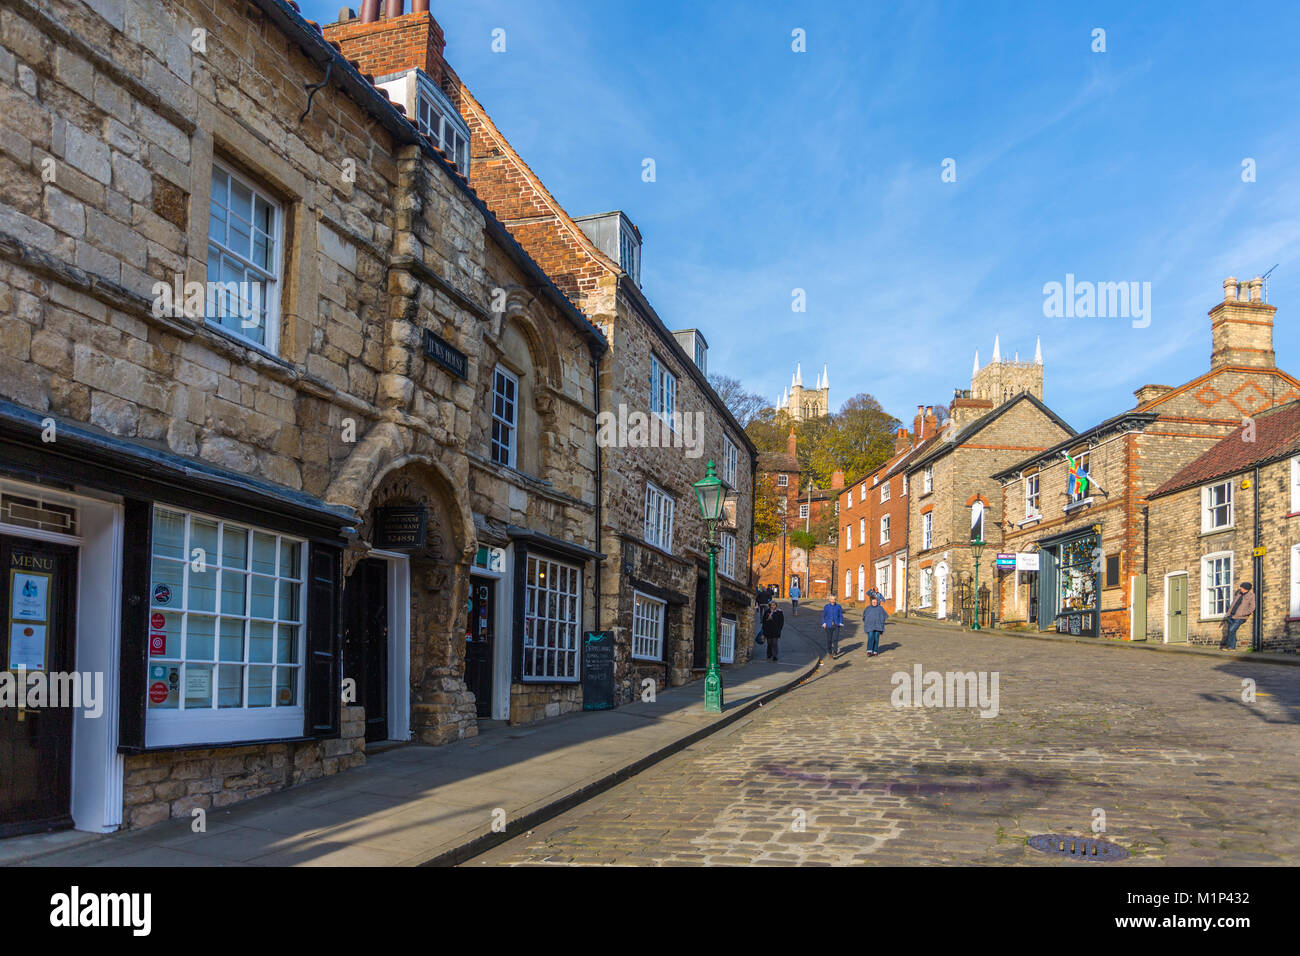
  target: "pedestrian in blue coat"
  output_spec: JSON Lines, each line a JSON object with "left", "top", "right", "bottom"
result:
{"left": 789, "top": 579, "right": 801, "bottom": 616}
{"left": 821, "top": 594, "right": 844, "bottom": 658}
{"left": 862, "top": 597, "right": 888, "bottom": 657}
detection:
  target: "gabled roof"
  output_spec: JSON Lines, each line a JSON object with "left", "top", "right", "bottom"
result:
{"left": 1150, "top": 401, "right": 1300, "bottom": 499}
{"left": 1132, "top": 362, "right": 1300, "bottom": 413}
{"left": 906, "top": 393, "right": 1075, "bottom": 473}
{"left": 991, "top": 410, "right": 1159, "bottom": 481}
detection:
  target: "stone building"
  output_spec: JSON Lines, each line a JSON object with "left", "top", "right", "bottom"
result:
{"left": 995, "top": 277, "right": 1300, "bottom": 640}
{"left": 0, "top": 0, "right": 605, "bottom": 836}
{"left": 775, "top": 363, "right": 829, "bottom": 422}
{"left": 841, "top": 405, "right": 941, "bottom": 612}
{"left": 904, "top": 377, "right": 1074, "bottom": 623}
{"left": 324, "top": 5, "right": 758, "bottom": 702}
{"left": 1144, "top": 402, "right": 1300, "bottom": 652}
{"left": 970, "top": 336, "right": 1043, "bottom": 405}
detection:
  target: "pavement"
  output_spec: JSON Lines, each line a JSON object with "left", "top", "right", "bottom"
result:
{"left": 11, "top": 608, "right": 822, "bottom": 867}
{"left": 472, "top": 599, "right": 1300, "bottom": 866}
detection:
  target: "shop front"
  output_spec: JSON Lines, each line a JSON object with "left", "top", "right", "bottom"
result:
{"left": 1037, "top": 528, "right": 1101, "bottom": 637}
{"left": 0, "top": 401, "right": 356, "bottom": 835}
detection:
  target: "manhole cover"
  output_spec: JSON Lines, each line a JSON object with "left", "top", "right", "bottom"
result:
{"left": 1027, "top": 834, "right": 1129, "bottom": 861}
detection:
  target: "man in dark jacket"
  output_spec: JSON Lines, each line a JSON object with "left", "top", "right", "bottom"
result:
{"left": 821, "top": 594, "right": 844, "bottom": 658}
{"left": 755, "top": 585, "right": 772, "bottom": 642}
{"left": 763, "top": 603, "right": 785, "bottom": 662}
{"left": 1220, "top": 581, "right": 1256, "bottom": 650}
{"left": 862, "top": 597, "right": 887, "bottom": 657}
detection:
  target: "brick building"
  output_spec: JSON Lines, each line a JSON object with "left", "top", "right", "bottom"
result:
{"left": 0, "top": 0, "right": 606, "bottom": 835}
{"left": 324, "top": 5, "right": 759, "bottom": 702}
{"left": 904, "top": 367, "right": 1075, "bottom": 623}
{"left": 995, "top": 277, "right": 1300, "bottom": 640}
{"left": 753, "top": 428, "right": 840, "bottom": 597}
{"left": 840, "top": 405, "right": 941, "bottom": 612}
{"left": 1144, "top": 402, "right": 1300, "bottom": 652}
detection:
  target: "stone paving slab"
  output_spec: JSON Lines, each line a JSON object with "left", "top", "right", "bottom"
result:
{"left": 15, "top": 620, "right": 821, "bottom": 868}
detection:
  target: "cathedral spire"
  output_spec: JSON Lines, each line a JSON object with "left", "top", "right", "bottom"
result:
{"left": 794, "top": 363, "right": 803, "bottom": 387}
{"left": 991, "top": 335, "right": 1001, "bottom": 363}
{"left": 821, "top": 364, "right": 829, "bottom": 390}
{"left": 1034, "top": 335, "right": 1042, "bottom": 364}
{"left": 972, "top": 349, "right": 980, "bottom": 378}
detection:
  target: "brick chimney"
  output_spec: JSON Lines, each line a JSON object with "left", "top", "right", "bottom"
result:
{"left": 830, "top": 470, "right": 845, "bottom": 490}
{"left": 1210, "top": 276, "right": 1276, "bottom": 369}
{"left": 322, "top": 2, "right": 447, "bottom": 84}
{"left": 785, "top": 428, "right": 798, "bottom": 461}
{"left": 949, "top": 391, "right": 994, "bottom": 431}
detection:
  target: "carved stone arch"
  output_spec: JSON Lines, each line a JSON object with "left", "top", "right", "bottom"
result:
{"left": 353, "top": 453, "right": 476, "bottom": 566}
{"left": 499, "top": 289, "right": 562, "bottom": 388}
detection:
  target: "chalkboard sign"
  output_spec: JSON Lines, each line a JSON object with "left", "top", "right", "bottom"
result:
{"left": 581, "top": 631, "right": 615, "bottom": 711}
{"left": 373, "top": 506, "right": 427, "bottom": 550}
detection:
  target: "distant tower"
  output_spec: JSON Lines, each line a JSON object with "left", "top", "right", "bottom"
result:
{"left": 777, "top": 363, "right": 830, "bottom": 421}
{"left": 970, "top": 336, "right": 1043, "bottom": 406}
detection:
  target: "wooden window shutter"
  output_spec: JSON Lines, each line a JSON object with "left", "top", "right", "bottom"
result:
{"left": 117, "top": 498, "right": 152, "bottom": 752}
{"left": 304, "top": 542, "right": 342, "bottom": 738}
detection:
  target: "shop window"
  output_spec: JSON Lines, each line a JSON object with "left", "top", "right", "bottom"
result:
{"left": 491, "top": 366, "right": 518, "bottom": 467}
{"left": 1057, "top": 534, "right": 1099, "bottom": 615}
{"left": 146, "top": 506, "right": 305, "bottom": 745}
{"left": 719, "top": 617, "right": 736, "bottom": 664}
{"left": 1201, "top": 552, "right": 1233, "bottom": 618}
{"left": 522, "top": 555, "right": 581, "bottom": 681}
{"left": 632, "top": 591, "right": 665, "bottom": 661}
{"left": 206, "top": 161, "right": 282, "bottom": 353}
{"left": 1202, "top": 481, "right": 1233, "bottom": 532}
{"left": 644, "top": 483, "right": 674, "bottom": 552}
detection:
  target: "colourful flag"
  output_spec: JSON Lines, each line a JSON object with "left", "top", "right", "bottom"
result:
{"left": 1066, "top": 454, "right": 1089, "bottom": 497}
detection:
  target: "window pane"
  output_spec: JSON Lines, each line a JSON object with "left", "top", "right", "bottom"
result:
{"left": 218, "top": 664, "right": 244, "bottom": 708}
{"left": 275, "top": 668, "right": 297, "bottom": 707}
{"left": 251, "top": 575, "right": 276, "bottom": 618}
{"left": 153, "top": 509, "right": 186, "bottom": 560}
{"left": 277, "top": 624, "right": 298, "bottom": 664}
{"left": 187, "top": 614, "right": 216, "bottom": 660}
{"left": 218, "top": 617, "right": 245, "bottom": 662}
{"left": 280, "top": 541, "right": 301, "bottom": 580}
{"left": 248, "top": 666, "right": 273, "bottom": 707}
{"left": 221, "top": 570, "right": 247, "bottom": 615}
{"left": 252, "top": 532, "right": 278, "bottom": 574}
{"left": 222, "top": 526, "right": 248, "bottom": 569}
{"left": 151, "top": 558, "right": 184, "bottom": 608}
{"left": 249, "top": 620, "right": 274, "bottom": 663}
{"left": 184, "top": 663, "right": 214, "bottom": 709}
{"left": 277, "top": 580, "right": 300, "bottom": 622}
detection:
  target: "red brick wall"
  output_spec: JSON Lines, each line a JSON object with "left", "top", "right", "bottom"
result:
{"left": 323, "top": 12, "right": 447, "bottom": 82}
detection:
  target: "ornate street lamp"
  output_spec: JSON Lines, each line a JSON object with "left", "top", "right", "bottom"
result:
{"left": 693, "top": 459, "right": 727, "bottom": 713}
{"left": 971, "top": 537, "right": 986, "bottom": 630}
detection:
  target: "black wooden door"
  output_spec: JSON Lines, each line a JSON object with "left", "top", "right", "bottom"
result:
{"left": 342, "top": 558, "right": 388, "bottom": 743}
{"left": 465, "top": 578, "right": 494, "bottom": 718}
{"left": 0, "top": 536, "right": 77, "bottom": 837}
{"left": 693, "top": 574, "right": 709, "bottom": 669}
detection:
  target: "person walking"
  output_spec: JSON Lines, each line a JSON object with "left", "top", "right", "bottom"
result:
{"left": 821, "top": 593, "right": 844, "bottom": 658}
{"left": 754, "top": 584, "right": 771, "bottom": 642}
{"left": 789, "top": 579, "right": 801, "bottom": 616}
{"left": 764, "top": 602, "right": 785, "bottom": 662}
{"left": 862, "top": 596, "right": 887, "bottom": 657}
{"left": 1219, "top": 581, "right": 1255, "bottom": 650}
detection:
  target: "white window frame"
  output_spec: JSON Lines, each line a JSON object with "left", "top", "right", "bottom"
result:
{"left": 1201, "top": 551, "right": 1234, "bottom": 619}
{"left": 859, "top": 518, "right": 866, "bottom": 546}
{"left": 719, "top": 617, "right": 735, "bottom": 664}
{"left": 799, "top": 503, "right": 809, "bottom": 520}
{"left": 922, "top": 512, "right": 933, "bottom": 550}
{"left": 491, "top": 365, "right": 519, "bottom": 468}
{"left": 722, "top": 437, "right": 738, "bottom": 488}
{"left": 643, "top": 483, "right": 675, "bottom": 552}
{"left": 880, "top": 514, "right": 891, "bottom": 545}
{"left": 860, "top": 484, "right": 867, "bottom": 503}
{"left": 880, "top": 481, "right": 890, "bottom": 503}
{"left": 206, "top": 161, "right": 283, "bottom": 354}
{"left": 145, "top": 505, "right": 306, "bottom": 747}
{"left": 857, "top": 564, "right": 865, "bottom": 602}
{"left": 1291, "top": 457, "right": 1300, "bottom": 514}
{"left": 522, "top": 554, "right": 582, "bottom": 682}
{"left": 1291, "top": 543, "right": 1300, "bottom": 617}
{"left": 1202, "top": 480, "right": 1233, "bottom": 532}
{"left": 1025, "top": 473, "right": 1041, "bottom": 518}
{"left": 845, "top": 569, "right": 852, "bottom": 598}
{"left": 632, "top": 591, "right": 666, "bottom": 661}
{"left": 415, "top": 74, "right": 471, "bottom": 174}
{"left": 720, "top": 532, "right": 736, "bottom": 579}
{"left": 920, "top": 567, "right": 934, "bottom": 607}
{"left": 845, "top": 525, "right": 852, "bottom": 552}
{"left": 620, "top": 221, "right": 642, "bottom": 286}
{"left": 650, "top": 355, "right": 677, "bottom": 429}
{"left": 776, "top": 474, "right": 789, "bottom": 488}
{"left": 875, "top": 559, "right": 892, "bottom": 599}
{"left": 901, "top": 474, "right": 908, "bottom": 496}
{"left": 923, "top": 466, "right": 933, "bottom": 494}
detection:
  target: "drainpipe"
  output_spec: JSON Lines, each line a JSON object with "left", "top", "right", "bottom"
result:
{"left": 593, "top": 352, "right": 602, "bottom": 633}
{"left": 1253, "top": 463, "right": 1262, "bottom": 652}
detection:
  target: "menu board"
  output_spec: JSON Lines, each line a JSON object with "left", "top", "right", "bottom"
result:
{"left": 581, "top": 631, "right": 615, "bottom": 711}
{"left": 8, "top": 568, "right": 52, "bottom": 671}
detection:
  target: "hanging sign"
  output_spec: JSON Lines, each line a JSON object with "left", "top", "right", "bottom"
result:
{"left": 373, "top": 506, "right": 428, "bottom": 550}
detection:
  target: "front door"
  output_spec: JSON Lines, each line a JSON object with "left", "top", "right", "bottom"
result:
{"left": 1167, "top": 574, "right": 1188, "bottom": 643}
{"left": 1028, "top": 572, "right": 1039, "bottom": 625}
{"left": 465, "top": 577, "right": 494, "bottom": 718}
{"left": 693, "top": 573, "right": 709, "bottom": 669}
{"left": 342, "top": 557, "right": 388, "bottom": 742}
{"left": 0, "top": 536, "right": 77, "bottom": 837}
{"left": 936, "top": 565, "right": 949, "bottom": 619}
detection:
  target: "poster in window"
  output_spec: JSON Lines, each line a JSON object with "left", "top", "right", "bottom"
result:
{"left": 11, "top": 571, "right": 50, "bottom": 621}
{"left": 8, "top": 622, "right": 47, "bottom": 670}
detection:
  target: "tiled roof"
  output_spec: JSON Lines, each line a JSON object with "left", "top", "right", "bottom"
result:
{"left": 1150, "top": 401, "right": 1300, "bottom": 498}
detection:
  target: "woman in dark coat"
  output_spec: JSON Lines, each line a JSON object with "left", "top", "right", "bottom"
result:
{"left": 763, "top": 603, "right": 786, "bottom": 662}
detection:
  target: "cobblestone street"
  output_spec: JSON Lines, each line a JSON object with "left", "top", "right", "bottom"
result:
{"left": 471, "top": 609, "right": 1300, "bottom": 865}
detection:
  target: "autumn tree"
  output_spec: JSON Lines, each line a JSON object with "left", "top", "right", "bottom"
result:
{"left": 708, "top": 373, "right": 768, "bottom": 429}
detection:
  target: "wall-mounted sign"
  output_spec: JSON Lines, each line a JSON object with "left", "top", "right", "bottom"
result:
{"left": 1016, "top": 552, "right": 1040, "bottom": 572}
{"left": 996, "top": 553, "right": 1016, "bottom": 569}
{"left": 373, "top": 506, "right": 428, "bottom": 551}
{"left": 422, "top": 329, "right": 468, "bottom": 379}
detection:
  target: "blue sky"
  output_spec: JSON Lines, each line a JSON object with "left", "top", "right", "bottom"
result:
{"left": 304, "top": 0, "right": 1300, "bottom": 431}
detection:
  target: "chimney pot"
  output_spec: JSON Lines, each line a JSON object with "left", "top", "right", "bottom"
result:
{"left": 1250, "top": 277, "right": 1263, "bottom": 303}
{"left": 359, "top": 0, "right": 378, "bottom": 22}
{"left": 383, "top": 0, "right": 404, "bottom": 18}
{"left": 1224, "top": 276, "right": 1238, "bottom": 302}
{"left": 338, "top": 6, "right": 356, "bottom": 22}
{"left": 412, "top": 0, "right": 429, "bottom": 10}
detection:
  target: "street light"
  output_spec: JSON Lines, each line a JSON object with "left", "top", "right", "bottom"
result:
{"left": 693, "top": 459, "right": 727, "bottom": 713}
{"left": 971, "top": 538, "right": 986, "bottom": 630}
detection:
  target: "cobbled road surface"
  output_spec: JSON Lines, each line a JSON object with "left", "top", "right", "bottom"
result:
{"left": 470, "top": 610, "right": 1300, "bottom": 866}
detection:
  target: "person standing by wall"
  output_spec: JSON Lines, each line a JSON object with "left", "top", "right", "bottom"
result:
{"left": 822, "top": 594, "right": 844, "bottom": 658}
{"left": 764, "top": 602, "right": 786, "bottom": 662}
{"left": 1219, "top": 582, "right": 1255, "bottom": 650}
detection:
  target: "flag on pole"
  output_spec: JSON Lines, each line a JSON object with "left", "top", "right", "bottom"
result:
{"left": 1065, "top": 453, "right": 1089, "bottom": 497}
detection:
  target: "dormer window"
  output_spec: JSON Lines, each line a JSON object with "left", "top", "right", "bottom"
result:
{"left": 415, "top": 76, "right": 470, "bottom": 175}
{"left": 619, "top": 221, "right": 641, "bottom": 285}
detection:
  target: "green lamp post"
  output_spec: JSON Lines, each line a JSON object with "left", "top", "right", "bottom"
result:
{"left": 693, "top": 459, "right": 727, "bottom": 713}
{"left": 971, "top": 537, "right": 985, "bottom": 630}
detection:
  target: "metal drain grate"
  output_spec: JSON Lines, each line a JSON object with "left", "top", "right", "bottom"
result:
{"left": 1028, "top": 834, "right": 1129, "bottom": 861}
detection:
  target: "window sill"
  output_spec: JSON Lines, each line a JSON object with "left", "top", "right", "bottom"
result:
{"left": 202, "top": 319, "right": 290, "bottom": 367}
{"left": 1062, "top": 498, "right": 1094, "bottom": 514}
{"left": 1018, "top": 513, "right": 1043, "bottom": 528}
{"left": 1198, "top": 616, "right": 1227, "bottom": 623}
{"left": 1199, "top": 525, "right": 1235, "bottom": 537}
{"left": 630, "top": 654, "right": 665, "bottom": 665}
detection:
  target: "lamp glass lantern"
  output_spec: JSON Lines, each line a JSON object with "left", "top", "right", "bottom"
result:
{"left": 693, "top": 461, "right": 727, "bottom": 522}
